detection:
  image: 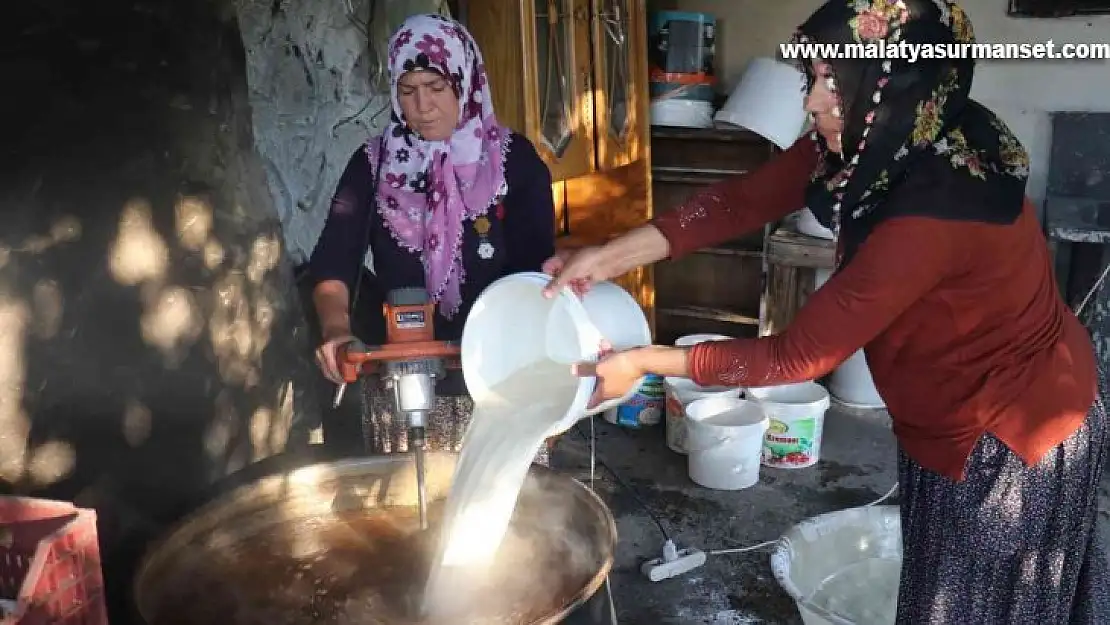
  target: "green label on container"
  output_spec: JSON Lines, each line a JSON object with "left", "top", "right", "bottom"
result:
{"left": 762, "top": 416, "right": 819, "bottom": 467}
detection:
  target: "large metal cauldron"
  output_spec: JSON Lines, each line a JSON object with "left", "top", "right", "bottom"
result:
{"left": 133, "top": 452, "right": 616, "bottom": 625}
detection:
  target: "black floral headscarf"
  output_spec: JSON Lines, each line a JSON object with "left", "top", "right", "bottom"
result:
{"left": 795, "top": 0, "right": 1031, "bottom": 267}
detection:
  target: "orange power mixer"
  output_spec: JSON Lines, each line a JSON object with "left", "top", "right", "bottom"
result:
{"left": 332, "top": 287, "right": 460, "bottom": 530}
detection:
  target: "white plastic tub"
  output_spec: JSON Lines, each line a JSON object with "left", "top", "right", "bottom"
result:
{"left": 461, "top": 272, "right": 650, "bottom": 438}
{"left": 770, "top": 505, "right": 902, "bottom": 624}
{"left": 683, "top": 396, "right": 768, "bottom": 490}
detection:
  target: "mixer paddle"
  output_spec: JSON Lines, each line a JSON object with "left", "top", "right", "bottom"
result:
{"left": 334, "top": 287, "right": 461, "bottom": 533}
{"left": 411, "top": 425, "right": 429, "bottom": 530}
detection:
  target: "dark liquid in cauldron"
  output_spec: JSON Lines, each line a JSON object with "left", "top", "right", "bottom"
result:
{"left": 144, "top": 505, "right": 594, "bottom": 625}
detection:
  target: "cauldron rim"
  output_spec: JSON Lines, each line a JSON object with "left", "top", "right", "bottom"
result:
{"left": 131, "top": 452, "right": 617, "bottom": 625}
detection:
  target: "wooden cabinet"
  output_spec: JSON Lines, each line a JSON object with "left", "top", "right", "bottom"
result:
{"left": 465, "top": 0, "right": 655, "bottom": 330}
{"left": 465, "top": 0, "right": 594, "bottom": 181}
{"left": 465, "top": 0, "right": 648, "bottom": 179}
{"left": 650, "top": 127, "right": 779, "bottom": 344}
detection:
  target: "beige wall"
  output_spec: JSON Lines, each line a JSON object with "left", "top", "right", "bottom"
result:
{"left": 663, "top": 0, "right": 1110, "bottom": 204}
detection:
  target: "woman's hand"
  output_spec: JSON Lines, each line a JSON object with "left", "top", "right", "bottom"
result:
{"left": 315, "top": 334, "right": 356, "bottom": 384}
{"left": 542, "top": 246, "right": 610, "bottom": 297}
{"left": 573, "top": 344, "right": 692, "bottom": 407}
{"left": 542, "top": 225, "right": 671, "bottom": 298}
{"left": 572, "top": 347, "right": 648, "bottom": 408}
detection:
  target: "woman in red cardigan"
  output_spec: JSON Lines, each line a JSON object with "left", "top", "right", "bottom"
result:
{"left": 544, "top": 1, "right": 1107, "bottom": 622}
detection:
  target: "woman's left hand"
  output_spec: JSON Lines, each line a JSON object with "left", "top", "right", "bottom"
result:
{"left": 572, "top": 347, "right": 648, "bottom": 408}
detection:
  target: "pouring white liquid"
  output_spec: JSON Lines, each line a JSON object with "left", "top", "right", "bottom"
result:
{"left": 421, "top": 358, "right": 580, "bottom": 617}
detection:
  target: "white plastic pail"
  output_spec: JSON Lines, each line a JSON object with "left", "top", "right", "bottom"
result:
{"left": 746, "top": 382, "right": 831, "bottom": 469}
{"left": 683, "top": 396, "right": 768, "bottom": 490}
{"left": 665, "top": 334, "right": 736, "bottom": 452}
{"left": 674, "top": 333, "right": 732, "bottom": 347}
{"left": 828, "top": 350, "right": 886, "bottom": 409}
{"left": 814, "top": 268, "right": 886, "bottom": 409}
{"left": 580, "top": 280, "right": 653, "bottom": 351}
{"left": 714, "top": 57, "right": 807, "bottom": 150}
{"left": 663, "top": 377, "right": 741, "bottom": 453}
{"left": 770, "top": 505, "right": 902, "bottom": 625}
{"left": 461, "top": 272, "right": 652, "bottom": 438}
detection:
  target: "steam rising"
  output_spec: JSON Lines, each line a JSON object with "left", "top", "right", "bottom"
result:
{"left": 135, "top": 358, "right": 612, "bottom": 624}
{"left": 136, "top": 461, "right": 611, "bottom": 625}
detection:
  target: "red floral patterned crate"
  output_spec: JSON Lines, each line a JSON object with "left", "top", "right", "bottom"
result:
{"left": 0, "top": 496, "right": 107, "bottom": 625}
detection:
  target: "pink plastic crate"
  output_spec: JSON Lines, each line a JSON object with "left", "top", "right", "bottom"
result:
{"left": 0, "top": 496, "right": 107, "bottom": 625}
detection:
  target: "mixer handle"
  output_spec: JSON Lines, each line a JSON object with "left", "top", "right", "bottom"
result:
{"left": 336, "top": 339, "right": 369, "bottom": 383}
{"left": 337, "top": 339, "right": 462, "bottom": 381}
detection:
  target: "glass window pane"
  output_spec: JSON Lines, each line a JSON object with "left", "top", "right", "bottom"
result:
{"left": 534, "top": 0, "right": 575, "bottom": 156}
{"left": 601, "top": 0, "right": 630, "bottom": 140}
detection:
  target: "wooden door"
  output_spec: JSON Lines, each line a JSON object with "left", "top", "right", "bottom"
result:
{"left": 466, "top": 0, "right": 595, "bottom": 181}
{"left": 468, "top": 0, "right": 654, "bottom": 334}
{"left": 590, "top": 0, "right": 648, "bottom": 170}
{"left": 561, "top": 0, "right": 654, "bottom": 333}
{"left": 529, "top": 0, "right": 596, "bottom": 180}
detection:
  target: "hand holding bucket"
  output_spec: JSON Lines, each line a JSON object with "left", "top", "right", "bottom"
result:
{"left": 460, "top": 272, "right": 651, "bottom": 437}
{"left": 570, "top": 340, "right": 650, "bottom": 412}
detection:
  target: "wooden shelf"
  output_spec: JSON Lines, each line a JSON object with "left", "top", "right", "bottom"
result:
{"left": 652, "top": 165, "right": 751, "bottom": 177}
{"left": 657, "top": 305, "right": 760, "bottom": 327}
{"left": 650, "top": 126, "right": 768, "bottom": 143}
{"left": 696, "top": 240, "right": 763, "bottom": 257}
{"left": 649, "top": 126, "right": 777, "bottom": 343}
{"left": 765, "top": 228, "right": 836, "bottom": 269}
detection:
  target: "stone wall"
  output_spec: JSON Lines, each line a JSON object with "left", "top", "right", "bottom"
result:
{"left": 0, "top": 0, "right": 369, "bottom": 617}
{"left": 235, "top": 0, "right": 390, "bottom": 264}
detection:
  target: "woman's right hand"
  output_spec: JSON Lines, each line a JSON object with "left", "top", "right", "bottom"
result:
{"left": 542, "top": 225, "right": 671, "bottom": 298}
{"left": 315, "top": 334, "right": 356, "bottom": 384}
{"left": 541, "top": 246, "right": 611, "bottom": 298}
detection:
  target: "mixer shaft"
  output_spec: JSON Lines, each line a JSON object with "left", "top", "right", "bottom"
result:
{"left": 410, "top": 425, "right": 429, "bottom": 530}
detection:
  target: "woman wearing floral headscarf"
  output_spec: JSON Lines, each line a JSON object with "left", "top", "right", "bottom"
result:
{"left": 309, "top": 14, "right": 556, "bottom": 462}
{"left": 543, "top": 0, "right": 1108, "bottom": 621}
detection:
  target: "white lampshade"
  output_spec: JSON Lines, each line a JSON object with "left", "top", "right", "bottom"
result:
{"left": 715, "top": 58, "right": 808, "bottom": 150}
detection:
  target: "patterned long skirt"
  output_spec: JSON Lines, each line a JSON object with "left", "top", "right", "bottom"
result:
{"left": 896, "top": 396, "right": 1110, "bottom": 623}
{"left": 360, "top": 374, "right": 550, "bottom": 466}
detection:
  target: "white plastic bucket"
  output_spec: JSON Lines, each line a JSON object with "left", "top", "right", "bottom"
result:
{"left": 714, "top": 57, "right": 807, "bottom": 150}
{"left": 581, "top": 280, "right": 653, "bottom": 351}
{"left": 683, "top": 396, "right": 768, "bottom": 490}
{"left": 461, "top": 272, "right": 652, "bottom": 438}
{"left": 673, "top": 333, "right": 732, "bottom": 347}
{"left": 746, "top": 382, "right": 831, "bottom": 469}
{"left": 814, "top": 269, "right": 886, "bottom": 409}
{"left": 828, "top": 350, "right": 886, "bottom": 409}
{"left": 663, "top": 377, "right": 741, "bottom": 453}
{"left": 770, "top": 505, "right": 902, "bottom": 625}
{"left": 585, "top": 279, "right": 656, "bottom": 427}
{"left": 650, "top": 99, "right": 713, "bottom": 128}
{"left": 665, "top": 333, "right": 736, "bottom": 452}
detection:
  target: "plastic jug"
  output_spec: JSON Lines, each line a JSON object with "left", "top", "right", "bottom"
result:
{"left": 461, "top": 272, "right": 652, "bottom": 437}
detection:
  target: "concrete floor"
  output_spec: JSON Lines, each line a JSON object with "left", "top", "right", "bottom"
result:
{"left": 549, "top": 404, "right": 900, "bottom": 624}
{"left": 552, "top": 403, "right": 1110, "bottom": 624}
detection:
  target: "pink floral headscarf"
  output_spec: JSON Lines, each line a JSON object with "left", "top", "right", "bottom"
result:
{"left": 366, "top": 13, "right": 510, "bottom": 318}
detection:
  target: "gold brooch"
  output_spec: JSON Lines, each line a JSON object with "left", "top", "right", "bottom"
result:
{"left": 474, "top": 216, "right": 491, "bottom": 235}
